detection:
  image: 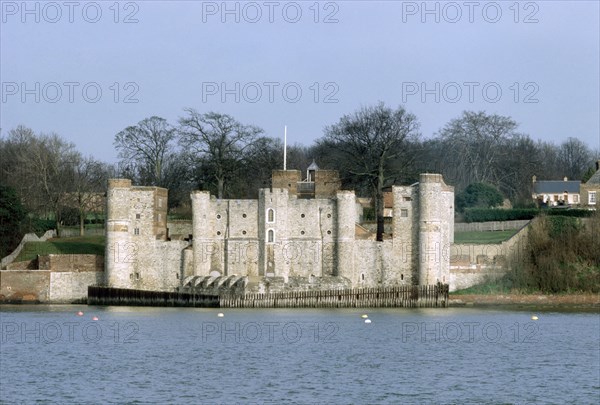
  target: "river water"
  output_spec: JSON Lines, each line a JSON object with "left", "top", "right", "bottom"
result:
{"left": 0, "top": 305, "right": 598, "bottom": 404}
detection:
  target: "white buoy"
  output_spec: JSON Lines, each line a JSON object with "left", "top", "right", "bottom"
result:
{"left": 92, "top": 316, "right": 99, "bottom": 321}
{"left": 77, "top": 311, "right": 84, "bottom": 316}
{"left": 217, "top": 313, "right": 224, "bottom": 317}
{"left": 364, "top": 319, "right": 372, "bottom": 324}
{"left": 531, "top": 315, "right": 538, "bottom": 320}
{"left": 361, "top": 314, "right": 368, "bottom": 319}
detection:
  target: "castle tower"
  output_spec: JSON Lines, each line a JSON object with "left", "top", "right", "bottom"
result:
{"left": 418, "top": 174, "right": 453, "bottom": 285}
{"left": 105, "top": 179, "right": 133, "bottom": 288}
{"left": 258, "top": 188, "right": 290, "bottom": 278}
{"left": 191, "top": 191, "right": 212, "bottom": 277}
{"left": 336, "top": 190, "right": 355, "bottom": 280}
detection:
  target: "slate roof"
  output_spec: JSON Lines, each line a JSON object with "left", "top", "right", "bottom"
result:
{"left": 533, "top": 181, "right": 580, "bottom": 194}
{"left": 307, "top": 160, "right": 320, "bottom": 171}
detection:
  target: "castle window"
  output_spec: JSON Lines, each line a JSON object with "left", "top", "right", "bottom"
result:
{"left": 135, "top": 273, "right": 140, "bottom": 280}
{"left": 401, "top": 209, "right": 408, "bottom": 217}
{"left": 327, "top": 230, "right": 331, "bottom": 235}
{"left": 176, "top": 273, "right": 179, "bottom": 280}
{"left": 267, "top": 208, "right": 275, "bottom": 223}
{"left": 130, "top": 273, "right": 133, "bottom": 280}
{"left": 243, "top": 213, "right": 247, "bottom": 218}
{"left": 361, "top": 273, "right": 365, "bottom": 281}
{"left": 136, "top": 214, "right": 140, "bottom": 219}
{"left": 217, "top": 231, "right": 221, "bottom": 236}
{"left": 401, "top": 274, "right": 404, "bottom": 280}
{"left": 134, "top": 228, "right": 140, "bottom": 235}
{"left": 217, "top": 214, "right": 222, "bottom": 220}
{"left": 301, "top": 213, "right": 305, "bottom": 218}
{"left": 327, "top": 213, "right": 331, "bottom": 218}
{"left": 242, "top": 230, "right": 247, "bottom": 235}
{"left": 158, "top": 213, "right": 161, "bottom": 222}
{"left": 158, "top": 198, "right": 162, "bottom": 208}
{"left": 301, "top": 230, "right": 305, "bottom": 235}
{"left": 267, "top": 229, "right": 274, "bottom": 243}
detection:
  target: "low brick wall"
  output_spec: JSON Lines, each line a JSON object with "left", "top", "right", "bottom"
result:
{"left": 6, "top": 259, "right": 37, "bottom": 270}
{"left": 0, "top": 254, "right": 105, "bottom": 303}
{"left": 449, "top": 220, "right": 532, "bottom": 291}
{"left": 455, "top": 220, "right": 530, "bottom": 232}
{"left": 38, "top": 254, "right": 104, "bottom": 272}
{"left": 0, "top": 270, "right": 51, "bottom": 302}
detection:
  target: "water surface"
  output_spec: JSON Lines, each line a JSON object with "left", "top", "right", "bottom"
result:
{"left": 1, "top": 305, "right": 598, "bottom": 404}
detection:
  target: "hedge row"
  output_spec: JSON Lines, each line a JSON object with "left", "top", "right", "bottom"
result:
{"left": 463, "top": 208, "right": 594, "bottom": 223}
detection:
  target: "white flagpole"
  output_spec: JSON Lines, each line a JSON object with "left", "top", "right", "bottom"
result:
{"left": 284, "top": 125, "right": 287, "bottom": 170}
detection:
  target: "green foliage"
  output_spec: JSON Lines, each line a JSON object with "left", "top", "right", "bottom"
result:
{"left": 59, "top": 207, "right": 80, "bottom": 226}
{"left": 581, "top": 166, "right": 596, "bottom": 183}
{"left": 26, "top": 218, "right": 56, "bottom": 235}
{"left": 456, "top": 182, "right": 504, "bottom": 212}
{"left": 547, "top": 209, "right": 595, "bottom": 218}
{"left": 0, "top": 184, "right": 28, "bottom": 257}
{"left": 463, "top": 208, "right": 538, "bottom": 222}
{"left": 463, "top": 208, "right": 594, "bottom": 222}
{"left": 362, "top": 207, "right": 376, "bottom": 221}
{"left": 546, "top": 216, "right": 581, "bottom": 238}
{"left": 506, "top": 215, "right": 599, "bottom": 293}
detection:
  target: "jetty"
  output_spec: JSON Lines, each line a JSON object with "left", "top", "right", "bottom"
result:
{"left": 88, "top": 284, "right": 449, "bottom": 308}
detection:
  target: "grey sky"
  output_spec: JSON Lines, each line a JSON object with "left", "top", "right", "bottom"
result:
{"left": 1, "top": 0, "right": 599, "bottom": 163}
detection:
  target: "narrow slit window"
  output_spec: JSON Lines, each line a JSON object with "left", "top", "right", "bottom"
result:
{"left": 267, "top": 208, "right": 274, "bottom": 223}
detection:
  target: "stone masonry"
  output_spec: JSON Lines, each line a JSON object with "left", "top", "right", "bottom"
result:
{"left": 104, "top": 170, "right": 456, "bottom": 293}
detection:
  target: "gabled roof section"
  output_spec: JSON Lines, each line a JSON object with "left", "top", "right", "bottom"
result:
{"left": 533, "top": 181, "right": 580, "bottom": 194}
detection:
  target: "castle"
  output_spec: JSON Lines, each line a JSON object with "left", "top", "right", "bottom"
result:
{"left": 105, "top": 166, "right": 455, "bottom": 294}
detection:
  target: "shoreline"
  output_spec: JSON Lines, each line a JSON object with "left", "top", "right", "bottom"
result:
{"left": 2, "top": 293, "right": 599, "bottom": 310}
{"left": 449, "top": 293, "right": 600, "bottom": 308}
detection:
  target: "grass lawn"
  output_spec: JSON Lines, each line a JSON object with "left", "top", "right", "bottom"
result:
{"left": 454, "top": 229, "right": 519, "bottom": 244}
{"left": 15, "top": 236, "right": 105, "bottom": 262}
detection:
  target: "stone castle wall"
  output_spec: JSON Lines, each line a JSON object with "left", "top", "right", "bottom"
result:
{"left": 104, "top": 172, "right": 457, "bottom": 292}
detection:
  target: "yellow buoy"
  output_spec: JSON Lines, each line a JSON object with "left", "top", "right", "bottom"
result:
{"left": 361, "top": 314, "right": 368, "bottom": 319}
{"left": 531, "top": 315, "right": 538, "bottom": 320}
{"left": 364, "top": 319, "right": 372, "bottom": 324}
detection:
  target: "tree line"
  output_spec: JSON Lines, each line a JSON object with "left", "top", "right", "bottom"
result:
{"left": 1, "top": 104, "right": 597, "bottom": 248}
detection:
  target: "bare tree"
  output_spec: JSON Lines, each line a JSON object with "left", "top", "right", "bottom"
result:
{"left": 69, "top": 157, "right": 108, "bottom": 235}
{"left": 557, "top": 137, "right": 593, "bottom": 180}
{"left": 321, "top": 102, "right": 420, "bottom": 241}
{"left": 114, "top": 116, "right": 177, "bottom": 187}
{"left": 178, "top": 109, "right": 263, "bottom": 198}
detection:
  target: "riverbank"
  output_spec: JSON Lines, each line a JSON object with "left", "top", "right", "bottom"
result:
{"left": 449, "top": 293, "right": 600, "bottom": 308}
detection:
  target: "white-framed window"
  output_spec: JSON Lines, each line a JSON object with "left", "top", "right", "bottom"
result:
{"left": 134, "top": 228, "right": 140, "bottom": 235}
{"left": 589, "top": 191, "right": 597, "bottom": 205}
{"left": 574, "top": 194, "right": 579, "bottom": 204}
{"left": 267, "top": 229, "right": 275, "bottom": 243}
{"left": 267, "top": 208, "right": 275, "bottom": 223}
